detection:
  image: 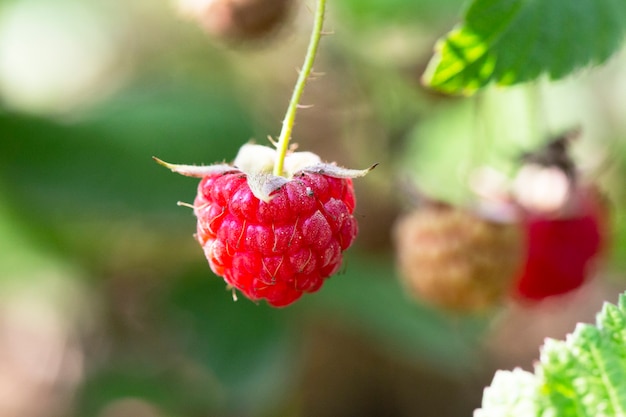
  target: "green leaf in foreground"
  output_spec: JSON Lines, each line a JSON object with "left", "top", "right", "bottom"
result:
{"left": 476, "top": 292, "right": 626, "bottom": 416}
{"left": 423, "top": 0, "right": 626, "bottom": 95}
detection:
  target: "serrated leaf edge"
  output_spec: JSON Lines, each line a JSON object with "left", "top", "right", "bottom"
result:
{"left": 477, "top": 292, "right": 626, "bottom": 416}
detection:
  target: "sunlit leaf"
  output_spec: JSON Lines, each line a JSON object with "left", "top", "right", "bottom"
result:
{"left": 424, "top": 0, "right": 626, "bottom": 94}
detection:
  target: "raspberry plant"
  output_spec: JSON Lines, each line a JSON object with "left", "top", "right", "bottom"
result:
{"left": 3, "top": 0, "right": 626, "bottom": 415}
{"left": 157, "top": 0, "right": 374, "bottom": 306}
{"left": 147, "top": 0, "right": 626, "bottom": 412}
{"left": 167, "top": 0, "right": 624, "bottom": 385}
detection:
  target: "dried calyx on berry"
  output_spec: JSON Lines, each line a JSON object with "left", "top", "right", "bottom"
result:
{"left": 511, "top": 131, "right": 608, "bottom": 301}
{"left": 155, "top": 144, "right": 375, "bottom": 201}
{"left": 393, "top": 190, "right": 523, "bottom": 313}
{"left": 155, "top": 144, "right": 375, "bottom": 307}
{"left": 176, "top": 0, "right": 293, "bottom": 42}
{"left": 514, "top": 130, "right": 580, "bottom": 217}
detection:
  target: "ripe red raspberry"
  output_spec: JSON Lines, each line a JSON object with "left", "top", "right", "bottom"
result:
{"left": 156, "top": 144, "right": 373, "bottom": 307}
{"left": 511, "top": 132, "right": 608, "bottom": 301}
{"left": 194, "top": 171, "right": 357, "bottom": 306}
{"left": 513, "top": 189, "right": 606, "bottom": 301}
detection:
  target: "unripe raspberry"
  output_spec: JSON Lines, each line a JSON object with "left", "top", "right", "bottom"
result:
{"left": 156, "top": 144, "right": 373, "bottom": 307}
{"left": 394, "top": 205, "right": 523, "bottom": 312}
{"left": 177, "top": 0, "right": 292, "bottom": 42}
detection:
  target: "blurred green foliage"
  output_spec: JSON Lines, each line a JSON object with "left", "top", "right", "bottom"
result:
{"left": 0, "top": 84, "right": 251, "bottom": 216}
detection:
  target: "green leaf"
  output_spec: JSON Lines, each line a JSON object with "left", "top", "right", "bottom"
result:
{"left": 476, "top": 293, "right": 626, "bottom": 416}
{"left": 424, "top": 0, "right": 626, "bottom": 95}
{"left": 541, "top": 326, "right": 626, "bottom": 416}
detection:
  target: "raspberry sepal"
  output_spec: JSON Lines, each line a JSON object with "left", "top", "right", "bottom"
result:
{"left": 155, "top": 144, "right": 375, "bottom": 202}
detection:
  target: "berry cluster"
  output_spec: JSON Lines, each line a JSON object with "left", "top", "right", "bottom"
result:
{"left": 156, "top": 0, "right": 374, "bottom": 307}
{"left": 393, "top": 135, "right": 608, "bottom": 312}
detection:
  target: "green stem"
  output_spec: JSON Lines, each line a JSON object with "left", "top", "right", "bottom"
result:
{"left": 273, "top": 0, "right": 326, "bottom": 177}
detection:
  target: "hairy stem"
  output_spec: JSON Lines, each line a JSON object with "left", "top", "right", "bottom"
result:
{"left": 273, "top": 0, "right": 326, "bottom": 177}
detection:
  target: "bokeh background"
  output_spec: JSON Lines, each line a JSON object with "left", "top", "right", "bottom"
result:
{"left": 1, "top": 0, "right": 626, "bottom": 416}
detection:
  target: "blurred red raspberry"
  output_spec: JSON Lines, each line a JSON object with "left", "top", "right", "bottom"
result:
{"left": 514, "top": 188, "right": 607, "bottom": 300}
{"left": 177, "top": 0, "right": 292, "bottom": 41}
